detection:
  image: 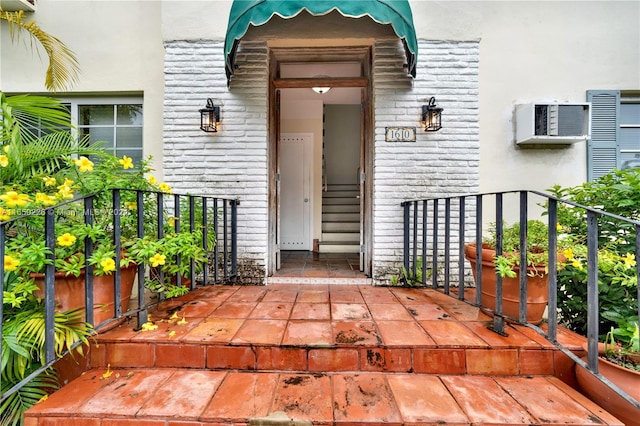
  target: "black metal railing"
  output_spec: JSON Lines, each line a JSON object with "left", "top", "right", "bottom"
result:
{"left": 1, "top": 188, "right": 238, "bottom": 403}
{"left": 402, "top": 190, "right": 640, "bottom": 410}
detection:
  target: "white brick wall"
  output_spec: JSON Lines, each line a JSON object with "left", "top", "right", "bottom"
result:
{"left": 372, "top": 39, "right": 480, "bottom": 282}
{"left": 163, "top": 38, "right": 479, "bottom": 284}
{"left": 163, "top": 40, "right": 269, "bottom": 279}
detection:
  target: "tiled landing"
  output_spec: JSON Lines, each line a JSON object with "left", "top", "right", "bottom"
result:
{"left": 25, "top": 285, "right": 624, "bottom": 425}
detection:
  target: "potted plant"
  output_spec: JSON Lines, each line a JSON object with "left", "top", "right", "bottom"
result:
{"left": 575, "top": 322, "right": 640, "bottom": 425}
{"left": 464, "top": 220, "right": 557, "bottom": 324}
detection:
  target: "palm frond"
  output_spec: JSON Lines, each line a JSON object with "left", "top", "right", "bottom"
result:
{"left": 0, "top": 10, "right": 80, "bottom": 92}
{"left": 0, "top": 367, "right": 59, "bottom": 426}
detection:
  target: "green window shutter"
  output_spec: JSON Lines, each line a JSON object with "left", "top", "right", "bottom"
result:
{"left": 587, "top": 90, "right": 620, "bottom": 181}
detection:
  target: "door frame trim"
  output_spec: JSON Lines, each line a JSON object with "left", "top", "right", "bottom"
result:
{"left": 267, "top": 47, "right": 373, "bottom": 277}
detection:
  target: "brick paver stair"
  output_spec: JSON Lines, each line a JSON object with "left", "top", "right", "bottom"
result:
{"left": 24, "top": 285, "right": 624, "bottom": 425}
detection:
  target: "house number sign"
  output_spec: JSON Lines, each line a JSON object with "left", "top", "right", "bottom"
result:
{"left": 385, "top": 127, "right": 416, "bottom": 142}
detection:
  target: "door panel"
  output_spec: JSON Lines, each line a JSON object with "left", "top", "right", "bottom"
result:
{"left": 280, "top": 134, "right": 312, "bottom": 250}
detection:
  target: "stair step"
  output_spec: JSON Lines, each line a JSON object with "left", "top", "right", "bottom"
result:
{"left": 323, "top": 190, "right": 359, "bottom": 198}
{"left": 26, "top": 370, "right": 622, "bottom": 425}
{"left": 318, "top": 242, "right": 360, "bottom": 253}
{"left": 24, "top": 286, "right": 625, "bottom": 426}
{"left": 321, "top": 231, "right": 360, "bottom": 242}
{"left": 322, "top": 212, "right": 359, "bottom": 222}
{"left": 325, "top": 184, "right": 359, "bottom": 192}
{"left": 323, "top": 221, "right": 359, "bottom": 232}
{"left": 322, "top": 196, "right": 360, "bottom": 205}
{"left": 323, "top": 204, "right": 359, "bottom": 213}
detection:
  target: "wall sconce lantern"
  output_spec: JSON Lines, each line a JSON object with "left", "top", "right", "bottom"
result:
{"left": 421, "top": 97, "right": 443, "bottom": 132}
{"left": 199, "top": 98, "right": 220, "bottom": 133}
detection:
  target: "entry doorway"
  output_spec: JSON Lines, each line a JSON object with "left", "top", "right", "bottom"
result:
{"left": 268, "top": 50, "right": 373, "bottom": 279}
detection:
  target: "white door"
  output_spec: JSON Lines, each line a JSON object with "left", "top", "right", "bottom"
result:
{"left": 280, "top": 133, "right": 312, "bottom": 250}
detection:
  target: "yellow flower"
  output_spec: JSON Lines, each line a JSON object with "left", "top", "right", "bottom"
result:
{"left": 4, "top": 255, "right": 20, "bottom": 271}
{"left": 100, "top": 258, "right": 116, "bottom": 273}
{"left": 43, "top": 176, "right": 57, "bottom": 186}
{"left": 168, "top": 216, "right": 178, "bottom": 227}
{"left": 0, "top": 191, "right": 31, "bottom": 208}
{"left": 35, "top": 193, "right": 57, "bottom": 206}
{"left": 159, "top": 183, "right": 171, "bottom": 193}
{"left": 177, "top": 316, "right": 188, "bottom": 325}
{"left": 0, "top": 155, "right": 8, "bottom": 167}
{"left": 73, "top": 156, "right": 94, "bottom": 172}
{"left": 168, "top": 330, "right": 176, "bottom": 339}
{"left": 63, "top": 178, "right": 74, "bottom": 187}
{"left": 622, "top": 253, "right": 636, "bottom": 268}
{"left": 571, "top": 259, "right": 583, "bottom": 270}
{"left": 0, "top": 207, "right": 11, "bottom": 221}
{"left": 149, "top": 253, "right": 166, "bottom": 267}
{"left": 57, "top": 233, "right": 77, "bottom": 247}
{"left": 556, "top": 223, "right": 563, "bottom": 231}
{"left": 3, "top": 145, "right": 9, "bottom": 153}
{"left": 147, "top": 175, "right": 158, "bottom": 185}
{"left": 102, "top": 364, "right": 113, "bottom": 379}
{"left": 141, "top": 321, "right": 158, "bottom": 332}
{"left": 562, "top": 248, "right": 574, "bottom": 261}
{"left": 124, "top": 201, "right": 137, "bottom": 210}
{"left": 119, "top": 155, "right": 134, "bottom": 170}
{"left": 57, "top": 187, "right": 74, "bottom": 200}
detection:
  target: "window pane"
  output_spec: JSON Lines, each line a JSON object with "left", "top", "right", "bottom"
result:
{"left": 620, "top": 103, "right": 640, "bottom": 125}
{"left": 79, "top": 105, "right": 114, "bottom": 125}
{"left": 116, "top": 127, "right": 142, "bottom": 148}
{"left": 117, "top": 105, "right": 143, "bottom": 125}
{"left": 80, "top": 127, "right": 114, "bottom": 149}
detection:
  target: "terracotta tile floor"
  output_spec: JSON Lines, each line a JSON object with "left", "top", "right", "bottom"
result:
{"left": 25, "top": 285, "right": 623, "bottom": 425}
{"left": 271, "top": 251, "right": 370, "bottom": 283}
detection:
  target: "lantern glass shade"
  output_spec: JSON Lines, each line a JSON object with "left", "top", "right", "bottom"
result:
{"left": 422, "top": 98, "right": 443, "bottom": 132}
{"left": 199, "top": 99, "right": 220, "bottom": 133}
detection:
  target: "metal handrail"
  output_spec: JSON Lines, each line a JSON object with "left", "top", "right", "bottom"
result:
{"left": 0, "top": 188, "right": 238, "bottom": 403}
{"left": 402, "top": 189, "right": 640, "bottom": 410}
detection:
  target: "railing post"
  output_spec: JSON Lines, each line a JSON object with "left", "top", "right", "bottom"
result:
{"left": 156, "top": 192, "right": 165, "bottom": 300}
{"left": 586, "top": 210, "right": 599, "bottom": 373}
{"left": 189, "top": 196, "right": 196, "bottom": 290}
{"left": 44, "top": 208, "right": 56, "bottom": 364}
{"left": 444, "top": 198, "right": 451, "bottom": 294}
{"left": 547, "top": 198, "right": 558, "bottom": 343}
{"left": 475, "top": 195, "right": 483, "bottom": 306}
{"left": 493, "top": 193, "right": 505, "bottom": 335}
{"left": 213, "top": 198, "right": 219, "bottom": 283}
{"left": 421, "top": 200, "right": 427, "bottom": 286}
{"left": 402, "top": 202, "right": 410, "bottom": 280}
{"left": 84, "top": 196, "right": 95, "bottom": 325}
{"left": 112, "top": 189, "right": 122, "bottom": 318}
{"left": 458, "top": 196, "right": 466, "bottom": 301}
{"left": 202, "top": 197, "right": 209, "bottom": 286}
{"left": 518, "top": 191, "right": 528, "bottom": 324}
{"left": 231, "top": 199, "right": 238, "bottom": 278}
{"left": 431, "top": 199, "right": 439, "bottom": 289}
{"left": 136, "top": 190, "right": 148, "bottom": 329}
{"left": 174, "top": 194, "right": 182, "bottom": 289}
{"left": 223, "top": 200, "right": 229, "bottom": 281}
{"left": 412, "top": 201, "right": 418, "bottom": 281}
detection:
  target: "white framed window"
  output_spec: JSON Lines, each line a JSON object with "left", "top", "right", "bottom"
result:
{"left": 61, "top": 97, "right": 144, "bottom": 163}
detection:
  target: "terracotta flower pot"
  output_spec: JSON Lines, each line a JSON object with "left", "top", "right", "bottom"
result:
{"left": 575, "top": 354, "right": 640, "bottom": 425}
{"left": 464, "top": 242, "right": 548, "bottom": 325}
{"left": 32, "top": 263, "right": 137, "bottom": 326}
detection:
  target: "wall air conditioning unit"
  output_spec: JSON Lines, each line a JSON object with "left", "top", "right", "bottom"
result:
{"left": 515, "top": 102, "right": 591, "bottom": 145}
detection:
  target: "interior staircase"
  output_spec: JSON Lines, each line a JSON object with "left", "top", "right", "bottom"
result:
{"left": 318, "top": 184, "right": 360, "bottom": 254}
{"left": 24, "top": 285, "right": 624, "bottom": 425}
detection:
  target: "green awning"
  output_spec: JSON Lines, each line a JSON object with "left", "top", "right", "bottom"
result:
{"left": 224, "top": 0, "right": 418, "bottom": 85}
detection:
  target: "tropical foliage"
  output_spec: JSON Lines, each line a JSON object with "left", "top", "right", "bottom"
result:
{"left": 0, "top": 8, "right": 80, "bottom": 92}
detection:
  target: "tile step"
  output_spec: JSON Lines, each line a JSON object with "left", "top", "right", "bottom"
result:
{"left": 25, "top": 370, "right": 623, "bottom": 425}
